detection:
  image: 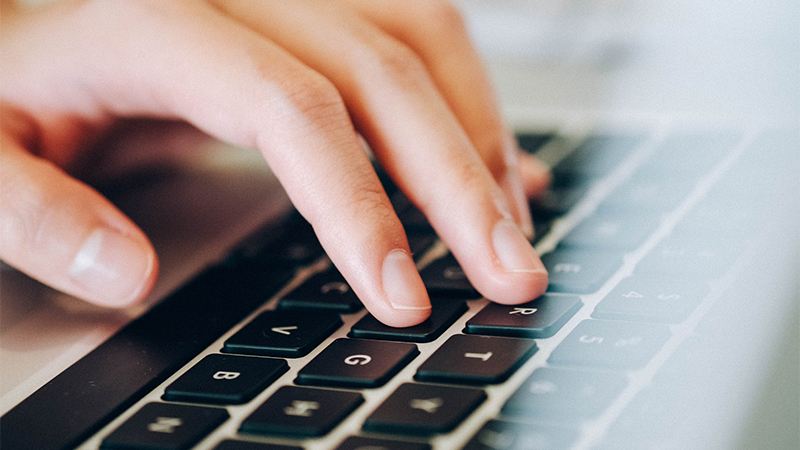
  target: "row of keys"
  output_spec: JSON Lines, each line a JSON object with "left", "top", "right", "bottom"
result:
{"left": 103, "top": 382, "right": 488, "bottom": 448}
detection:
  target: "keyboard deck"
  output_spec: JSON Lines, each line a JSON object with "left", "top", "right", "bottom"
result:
{"left": 2, "top": 127, "right": 797, "bottom": 450}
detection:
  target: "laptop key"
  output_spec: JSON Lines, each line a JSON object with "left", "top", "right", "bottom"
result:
{"left": 162, "top": 354, "right": 288, "bottom": 405}
{"left": 296, "top": 338, "right": 419, "bottom": 388}
{"left": 279, "top": 267, "right": 362, "bottom": 313}
{"left": 541, "top": 250, "right": 623, "bottom": 294}
{"left": 363, "top": 383, "right": 486, "bottom": 436}
{"left": 559, "top": 210, "right": 661, "bottom": 250}
{"left": 213, "top": 441, "right": 303, "bottom": 450}
{"left": 420, "top": 254, "right": 480, "bottom": 298}
{"left": 502, "top": 367, "right": 628, "bottom": 424}
{"left": 335, "top": 436, "right": 431, "bottom": 450}
{"left": 350, "top": 299, "right": 467, "bottom": 343}
{"left": 100, "top": 402, "right": 228, "bottom": 450}
{"left": 549, "top": 320, "right": 671, "bottom": 370}
{"left": 592, "top": 276, "right": 709, "bottom": 323}
{"left": 465, "top": 294, "right": 582, "bottom": 338}
{"left": 463, "top": 420, "right": 578, "bottom": 450}
{"left": 240, "top": 386, "right": 363, "bottom": 437}
{"left": 415, "top": 334, "right": 537, "bottom": 385}
{"left": 223, "top": 310, "right": 342, "bottom": 358}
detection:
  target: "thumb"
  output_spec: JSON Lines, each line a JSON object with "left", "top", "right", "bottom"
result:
{"left": 0, "top": 134, "right": 158, "bottom": 307}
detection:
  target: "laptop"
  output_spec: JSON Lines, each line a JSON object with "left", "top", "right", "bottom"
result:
{"left": 2, "top": 0, "right": 798, "bottom": 449}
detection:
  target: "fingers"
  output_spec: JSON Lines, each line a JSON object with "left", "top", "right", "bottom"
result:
{"left": 0, "top": 131, "right": 157, "bottom": 307}
{"left": 210, "top": 0, "right": 548, "bottom": 304}
{"left": 337, "top": 0, "right": 551, "bottom": 235}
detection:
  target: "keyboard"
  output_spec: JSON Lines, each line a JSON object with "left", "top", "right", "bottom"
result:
{"left": 2, "top": 126, "right": 797, "bottom": 450}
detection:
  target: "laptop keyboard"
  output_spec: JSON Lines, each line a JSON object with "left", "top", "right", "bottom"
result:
{"left": 2, "top": 127, "right": 796, "bottom": 450}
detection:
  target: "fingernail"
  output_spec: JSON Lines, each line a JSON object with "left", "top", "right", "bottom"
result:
{"left": 69, "top": 228, "right": 155, "bottom": 307}
{"left": 382, "top": 249, "right": 431, "bottom": 311}
{"left": 492, "top": 218, "right": 546, "bottom": 273}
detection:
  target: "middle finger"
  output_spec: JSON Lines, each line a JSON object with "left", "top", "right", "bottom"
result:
{"left": 210, "top": 0, "right": 548, "bottom": 304}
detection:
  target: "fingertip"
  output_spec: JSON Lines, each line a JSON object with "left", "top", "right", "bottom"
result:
{"left": 69, "top": 227, "right": 158, "bottom": 308}
{"left": 377, "top": 248, "right": 431, "bottom": 326}
{"left": 518, "top": 151, "right": 552, "bottom": 199}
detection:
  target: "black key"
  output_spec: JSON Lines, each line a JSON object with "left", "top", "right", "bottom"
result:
{"left": 0, "top": 254, "right": 292, "bottom": 450}
{"left": 420, "top": 255, "right": 480, "bottom": 297}
{"left": 296, "top": 338, "right": 418, "bottom": 388}
{"left": 532, "top": 186, "right": 587, "bottom": 215}
{"left": 592, "top": 276, "right": 709, "bottom": 323}
{"left": 463, "top": 420, "right": 578, "bottom": 450}
{"left": 335, "top": 436, "right": 431, "bottom": 450}
{"left": 502, "top": 367, "right": 627, "bottom": 423}
{"left": 415, "top": 335, "right": 537, "bottom": 385}
{"left": 163, "top": 354, "right": 288, "bottom": 405}
{"left": 100, "top": 402, "right": 228, "bottom": 450}
{"left": 407, "top": 233, "right": 437, "bottom": 261}
{"left": 213, "top": 441, "right": 303, "bottom": 450}
{"left": 239, "top": 214, "right": 324, "bottom": 266}
{"left": 240, "top": 386, "right": 363, "bottom": 437}
{"left": 350, "top": 299, "right": 467, "bottom": 343}
{"left": 516, "top": 133, "right": 554, "bottom": 154}
{"left": 549, "top": 320, "right": 671, "bottom": 370}
{"left": 465, "top": 294, "right": 582, "bottom": 338}
{"left": 559, "top": 210, "right": 660, "bottom": 250}
{"left": 541, "top": 250, "right": 623, "bottom": 294}
{"left": 223, "top": 310, "right": 342, "bottom": 358}
{"left": 279, "top": 268, "right": 362, "bottom": 313}
{"left": 363, "top": 383, "right": 486, "bottom": 436}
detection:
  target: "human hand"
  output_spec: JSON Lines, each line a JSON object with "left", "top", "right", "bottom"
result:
{"left": 0, "top": 0, "right": 550, "bottom": 327}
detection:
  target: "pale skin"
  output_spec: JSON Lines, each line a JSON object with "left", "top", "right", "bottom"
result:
{"left": 0, "top": 0, "right": 551, "bottom": 327}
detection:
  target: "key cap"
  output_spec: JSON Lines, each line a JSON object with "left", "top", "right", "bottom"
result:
{"left": 100, "top": 402, "right": 228, "bottom": 450}
{"left": 350, "top": 299, "right": 467, "bottom": 343}
{"left": 241, "top": 214, "right": 324, "bottom": 266}
{"left": 162, "top": 354, "right": 288, "bottom": 405}
{"left": 592, "top": 276, "right": 709, "bottom": 323}
{"left": 600, "top": 173, "right": 694, "bottom": 214}
{"left": 415, "top": 334, "right": 537, "bottom": 385}
{"left": 420, "top": 255, "right": 480, "bottom": 298}
{"left": 363, "top": 383, "right": 486, "bottom": 436}
{"left": 407, "top": 233, "right": 437, "bottom": 261}
{"left": 553, "top": 134, "right": 644, "bottom": 179}
{"left": 636, "top": 131, "right": 741, "bottom": 180}
{"left": 279, "top": 268, "right": 362, "bottom": 313}
{"left": 516, "top": 133, "right": 554, "bottom": 154}
{"left": 502, "top": 367, "right": 627, "bottom": 424}
{"left": 541, "top": 250, "right": 623, "bottom": 294}
{"left": 213, "top": 441, "right": 303, "bottom": 450}
{"left": 334, "top": 436, "right": 431, "bottom": 450}
{"left": 463, "top": 420, "right": 578, "bottom": 450}
{"left": 549, "top": 320, "right": 671, "bottom": 370}
{"left": 465, "top": 294, "right": 582, "bottom": 338}
{"left": 295, "top": 338, "right": 419, "bottom": 388}
{"left": 559, "top": 210, "right": 660, "bottom": 250}
{"left": 223, "top": 310, "right": 342, "bottom": 358}
{"left": 240, "top": 386, "right": 362, "bottom": 437}
{"left": 636, "top": 236, "right": 744, "bottom": 278}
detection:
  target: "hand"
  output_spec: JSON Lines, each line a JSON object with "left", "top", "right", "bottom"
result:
{"left": 0, "top": 0, "right": 551, "bottom": 327}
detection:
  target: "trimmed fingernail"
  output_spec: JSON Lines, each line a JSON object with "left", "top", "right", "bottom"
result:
{"left": 69, "top": 228, "right": 155, "bottom": 307}
{"left": 492, "top": 218, "right": 546, "bottom": 273}
{"left": 382, "top": 249, "right": 431, "bottom": 311}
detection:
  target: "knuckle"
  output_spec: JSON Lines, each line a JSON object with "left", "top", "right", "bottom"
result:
{"left": 358, "top": 42, "right": 429, "bottom": 88}
{"left": 0, "top": 159, "right": 56, "bottom": 262}
{"left": 412, "top": 0, "right": 468, "bottom": 37}
{"left": 278, "top": 72, "right": 348, "bottom": 124}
